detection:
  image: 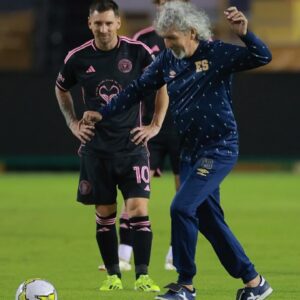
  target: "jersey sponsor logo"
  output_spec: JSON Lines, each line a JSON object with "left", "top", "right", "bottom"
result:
{"left": 195, "top": 59, "right": 209, "bottom": 72}
{"left": 86, "top": 65, "right": 96, "bottom": 73}
{"left": 169, "top": 70, "right": 176, "bottom": 78}
{"left": 79, "top": 180, "right": 92, "bottom": 195}
{"left": 96, "top": 80, "right": 122, "bottom": 104}
{"left": 118, "top": 58, "right": 133, "bottom": 73}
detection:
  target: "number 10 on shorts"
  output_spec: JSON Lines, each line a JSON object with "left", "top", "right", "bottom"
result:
{"left": 133, "top": 166, "right": 150, "bottom": 184}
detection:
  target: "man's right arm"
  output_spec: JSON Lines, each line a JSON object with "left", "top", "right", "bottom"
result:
{"left": 55, "top": 86, "right": 94, "bottom": 144}
{"left": 101, "top": 60, "right": 166, "bottom": 117}
{"left": 83, "top": 55, "right": 166, "bottom": 125}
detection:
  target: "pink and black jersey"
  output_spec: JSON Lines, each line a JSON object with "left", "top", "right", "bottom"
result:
{"left": 133, "top": 26, "right": 165, "bottom": 56}
{"left": 56, "top": 37, "right": 153, "bottom": 158}
{"left": 133, "top": 26, "right": 175, "bottom": 135}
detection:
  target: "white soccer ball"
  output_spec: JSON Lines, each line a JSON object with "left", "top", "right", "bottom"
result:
{"left": 15, "top": 278, "right": 58, "bottom": 300}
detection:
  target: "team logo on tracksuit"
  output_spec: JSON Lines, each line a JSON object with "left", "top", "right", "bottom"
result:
{"left": 197, "top": 158, "right": 214, "bottom": 176}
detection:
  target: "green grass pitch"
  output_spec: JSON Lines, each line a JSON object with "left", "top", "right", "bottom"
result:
{"left": 0, "top": 171, "right": 300, "bottom": 299}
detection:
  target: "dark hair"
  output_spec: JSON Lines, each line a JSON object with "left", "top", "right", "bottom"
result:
{"left": 89, "top": 0, "right": 119, "bottom": 16}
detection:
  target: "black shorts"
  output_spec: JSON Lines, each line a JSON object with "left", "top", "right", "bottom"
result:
{"left": 148, "top": 132, "right": 180, "bottom": 176}
{"left": 77, "top": 153, "right": 150, "bottom": 205}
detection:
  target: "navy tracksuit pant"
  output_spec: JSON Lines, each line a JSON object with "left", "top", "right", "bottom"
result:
{"left": 170, "top": 153, "right": 258, "bottom": 285}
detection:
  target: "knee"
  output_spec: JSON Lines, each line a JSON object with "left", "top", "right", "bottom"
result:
{"left": 127, "top": 206, "right": 147, "bottom": 217}
{"left": 170, "top": 201, "right": 190, "bottom": 218}
{"left": 126, "top": 198, "right": 148, "bottom": 217}
{"left": 95, "top": 203, "right": 117, "bottom": 217}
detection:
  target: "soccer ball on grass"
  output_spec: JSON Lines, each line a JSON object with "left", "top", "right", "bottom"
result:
{"left": 15, "top": 278, "right": 58, "bottom": 300}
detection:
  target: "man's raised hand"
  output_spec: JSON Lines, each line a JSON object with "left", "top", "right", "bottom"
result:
{"left": 224, "top": 7, "right": 248, "bottom": 36}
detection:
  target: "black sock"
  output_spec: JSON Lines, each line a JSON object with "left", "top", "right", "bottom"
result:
{"left": 96, "top": 212, "right": 121, "bottom": 277}
{"left": 130, "top": 216, "right": 152, "bottom": 279}
{"left": 119, "top": 212, "right": 133, "bottom": 246}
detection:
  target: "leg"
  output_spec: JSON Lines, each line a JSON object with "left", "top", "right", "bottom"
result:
{"left": 95, "top": 204, "right": 121, "bottom": 277}
{"left": 118, "top": 203, "right": 133, "bottom": 270}
{"left": 164, "top": 175, "right": 180, "bottom": 271}
{"left": 197, "top": 191, "right": 273, "bottom": 300}
{"left": 126, "top": 197, "right": 152, "bottom": 277}
{"left": 125, "top": 197, "right": 159, "bottom": 292}
{"left": 197, "top": 189, "right": 258, "bottom": 282}
{"left": 165, "top": 139, "right": 181, "bottom": 270}
{"left": 148, "top": 135, "right": 166, "bottom": 177}
{"left": 118, "top": 154, "right": 160, "bottom": 292}
{"left": 174, "top": 174, "right": 180, "bottom": 191}
{"left": 171, "top": 156, "right": 237, "bottom": 286}
{"left": 77, "top": 154, "right": 123, "bottom": 291}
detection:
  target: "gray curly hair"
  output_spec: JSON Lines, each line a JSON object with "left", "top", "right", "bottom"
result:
{"left": 154, "top": 1, "right": 212, "bottom": 41}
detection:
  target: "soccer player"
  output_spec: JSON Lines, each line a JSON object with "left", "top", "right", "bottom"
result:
{"left": 82, "top": 2, "right": 274, "bottom": 300}
{"left": 117, "top": 0, "right": 190, "bottom": 272}
{"left": 55, "top": 0, "right": 164, "bottom": 292}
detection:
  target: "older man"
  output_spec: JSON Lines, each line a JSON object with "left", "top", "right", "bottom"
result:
{"left": 83, "top": 2, "right": 273, "bottom": 300}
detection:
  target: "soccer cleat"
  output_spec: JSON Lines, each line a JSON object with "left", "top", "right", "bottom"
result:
{"left": 99, "top": 275, "right": 123, "bottom": 291}
{"left": 164, "top": 259, "right": 176, "bottom": 271}
{"left": 98, "top": 260, "right": 132, "bottom": 272}
{"left": 155, "top": 283, "right": 196, "bottom": 300}
{"left": 236, "top": 276, "right": 273, "bottom": 300}
{"left": 98, "top": 264, "right": 106, "bottom": 271}
{"left": 119, "top": 259, "right": 132, "bottom": 271}
{"left": 134, "top": 275, "right": 160, "bottom": 292}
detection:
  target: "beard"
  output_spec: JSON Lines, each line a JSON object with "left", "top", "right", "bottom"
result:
{"left": 171, "top": 48, "right": 186, "bottom": 59}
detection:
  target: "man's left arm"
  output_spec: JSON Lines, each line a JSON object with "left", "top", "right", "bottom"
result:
{"left": 221, "top": 7, "right": 272, "bottom": 72}
{"left": 83, "top": 55, "right": 166, "bottom": 124}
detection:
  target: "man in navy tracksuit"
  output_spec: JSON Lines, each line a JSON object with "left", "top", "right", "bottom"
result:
{"left": 82, "top": 2, "right": 273, "bottom": 299}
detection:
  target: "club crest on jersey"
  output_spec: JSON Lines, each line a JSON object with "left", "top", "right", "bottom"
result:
{"left": 96, "top": 79, "right": 122, "bottom": 104}
{"left": 195, "top": 59, "right": 209, "bottom": 72}
{"left": 79, "top": 180, "right": 92, "bottom": 195}
{"left": 169, "top": 70, "right": 176, "bottom": 78}
{"left": 118, "top": 58, "right": 133, "bottom": 73}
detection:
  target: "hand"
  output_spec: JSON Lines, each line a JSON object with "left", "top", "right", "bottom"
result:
{"left": 82, "top": 111, "right": 103, "bottom": 124}
{"left": 224, "top": 7, "right": 248, "bottom": 36}
{"left": 130, "top": 124, "right": 161, "bottom": 145}
{"left": 69, "top": 119, "right": 95, "bottom": 144}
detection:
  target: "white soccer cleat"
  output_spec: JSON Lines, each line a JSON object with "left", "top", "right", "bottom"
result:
{"left": 164, "top": 260, "right": 176, "bottom": 271}
{"left": 98, "top": 260, "right": 132, "bottom": 271}
{"left": 98, "top": 264, "right": 106, "bottom": 271}
{"left": 119, "top": 259, "right": 132, "bottom": 271}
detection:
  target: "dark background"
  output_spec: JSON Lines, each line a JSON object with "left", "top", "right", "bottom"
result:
{"left": 0, "top": 0, "right": 299, "bottom": 169}
{"left": 0, "top": 72, "right": 299, "bottom": 163}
